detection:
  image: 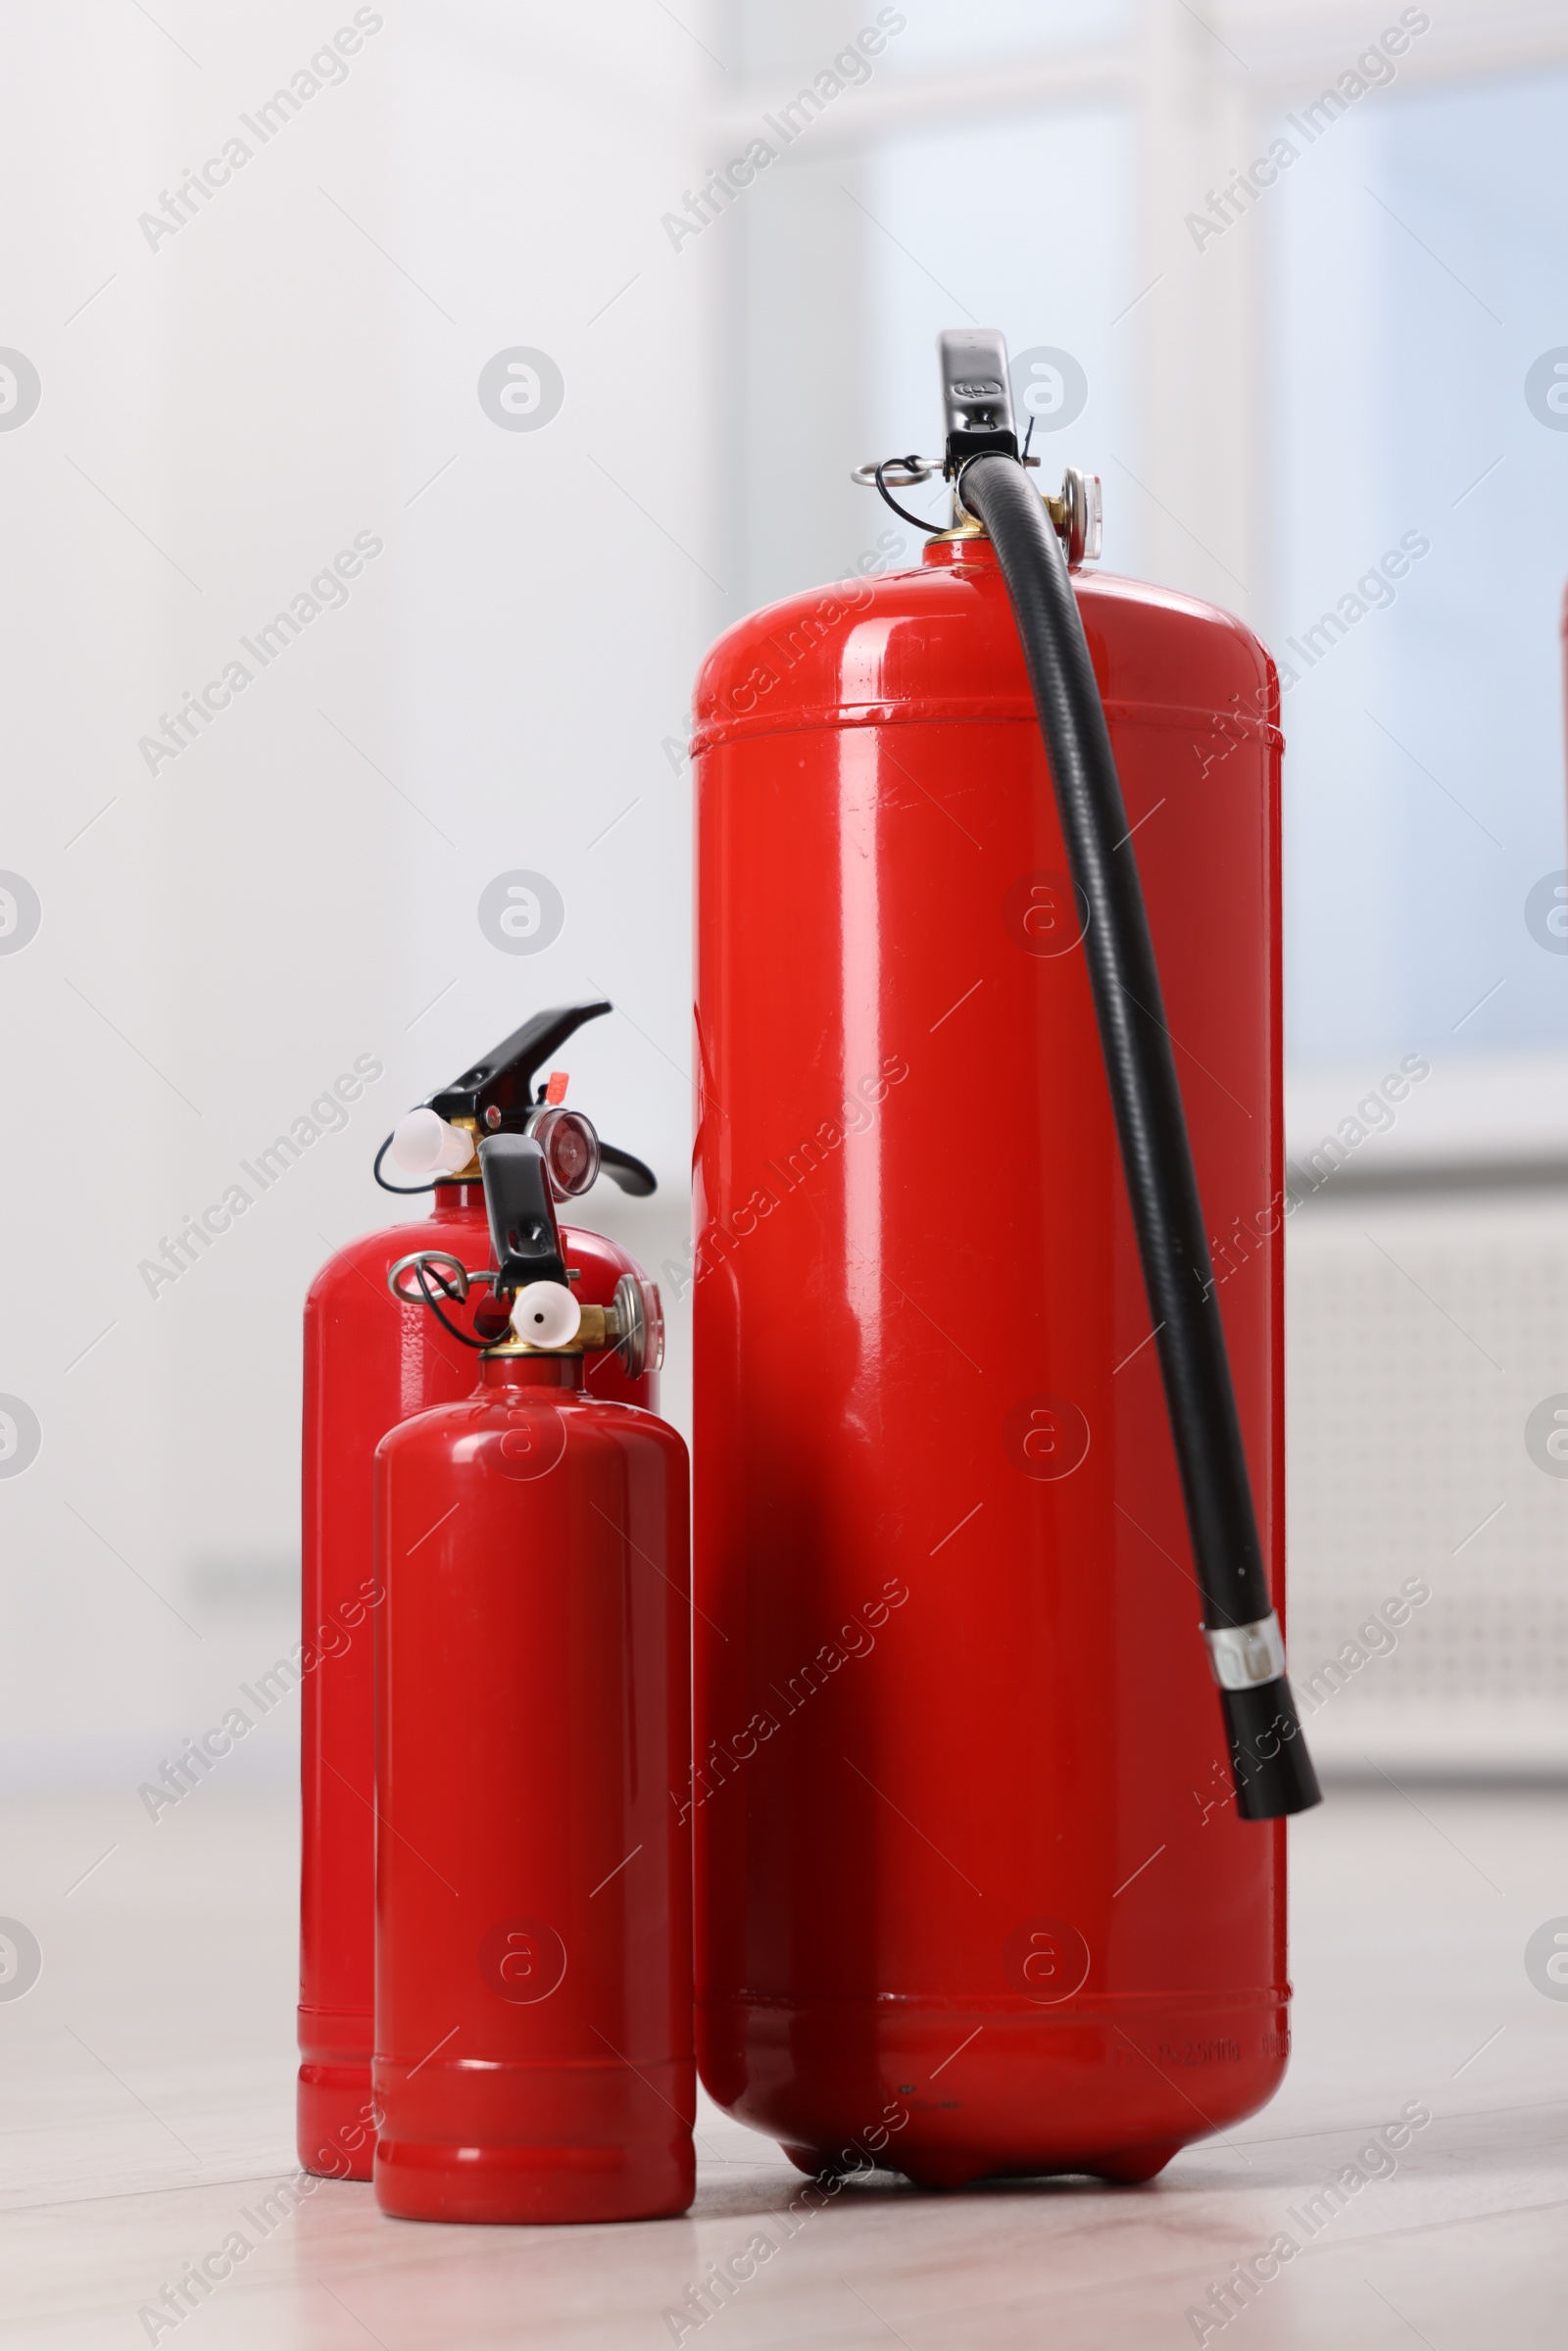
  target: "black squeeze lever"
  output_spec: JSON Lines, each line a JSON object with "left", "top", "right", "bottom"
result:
{"left": 428, "top": 1001, "right": 611, "bottom": 1127}
{"left": 597, "top": 1143, "right": 657, "bottom": 1199}
{"left": 939, "top": 327, "right": 1021, "bottom": 472}
{"left": 478, "top": 1135, "right": 568, "bottom": 1293}
{"left": 424, "top": 999, "right": 657, "bottom": 1198}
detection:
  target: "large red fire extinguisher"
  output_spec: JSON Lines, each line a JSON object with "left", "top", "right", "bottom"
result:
{"left": 692, "top": 331, "right": 1318, "bottom": 2188}
{"left": 297, "top": 1002, "right": 661, "bottom": 2180}
{"left": 372, "top": 1133, "right": 692, "bottom": 2224}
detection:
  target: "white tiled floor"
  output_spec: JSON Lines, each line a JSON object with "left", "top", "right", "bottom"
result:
{"left": 2, "top": 1782, "right": 1564, "bottom": 2347}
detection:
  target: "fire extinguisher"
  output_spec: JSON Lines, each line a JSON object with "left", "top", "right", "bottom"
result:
{"left": 372, "top": 1132, "right": 692, "bottom": 2225}
{"left": 296, "top": 1001, "right": 661, "bottom": 2181}
{"left": 691, "top": 330, "right": 1319, "bottom": 2188}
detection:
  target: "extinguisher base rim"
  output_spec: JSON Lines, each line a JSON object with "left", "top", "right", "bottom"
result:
{"left": 371, "top": 2132, "right": 695, "bottom": 2226}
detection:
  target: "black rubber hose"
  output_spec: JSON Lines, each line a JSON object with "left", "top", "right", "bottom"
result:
{"left": 962, "top": 453, "right": 1320, "bottom": 1820}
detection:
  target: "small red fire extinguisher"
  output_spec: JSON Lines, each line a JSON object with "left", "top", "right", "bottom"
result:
{"left": 296, "top": 1002, "right": 662, "bottom": 2180}
{"left": 372, "top": 1132, "right": 693, "bottom": 2225}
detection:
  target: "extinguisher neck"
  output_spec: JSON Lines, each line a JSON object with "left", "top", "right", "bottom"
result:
{"left": 921, "top": 532, "right": 998, "bottom": 569}
{"left": 427, "top": 1182, "right": 487, "bottom": 1220}
{"left": 475, "top": 1352, "right": 583, "bottom": 1393}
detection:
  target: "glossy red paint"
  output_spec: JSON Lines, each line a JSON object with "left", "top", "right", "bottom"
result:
{"left": 691, "top": 533, "right": 1288, "bottom": 2186}
{"left": 371, "top": 1350, "right": 693, "bottom": 2225}
{"left": 297, "top": 1184, "right": 657, "bottom": 2180}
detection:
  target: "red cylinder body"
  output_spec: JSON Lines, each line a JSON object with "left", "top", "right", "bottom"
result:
{"left": 372, "top": 1351, "right": 693, "bottom": 2224}
{"left": 692, "top": 532, "right": 1288, "bottom": 2185}
{"left": 297, "top": 1184, "right": 657, "bottom": 2180}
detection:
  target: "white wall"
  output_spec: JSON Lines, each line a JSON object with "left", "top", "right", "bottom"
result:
{"left": 4, "top": 0, "right": 1565, "bottom": 1798}
{"left": 0, "top": 0, "right": 716, "bottom": 1785}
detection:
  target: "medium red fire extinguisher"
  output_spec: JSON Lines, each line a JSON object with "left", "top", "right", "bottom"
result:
{"left": 296, "top": 1002, "right": 661, "bottom": 2180}
{"left": 372, "top": 1132, "right": 692, "bottom": 2224}
{"left": 691, "top": 330, "right": 1318, "bottom": 2188}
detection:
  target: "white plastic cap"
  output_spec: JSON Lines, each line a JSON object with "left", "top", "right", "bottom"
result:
{"left": 510, "top": 1281, "right": 582, "bottom": 1349}
{"left": 391, "top": 1107, "right": 473, "bottom": 1177}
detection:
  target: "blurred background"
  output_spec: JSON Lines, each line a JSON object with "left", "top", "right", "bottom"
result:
{"left": 2, "top": 0, "right": 1566, "bottom": 1823}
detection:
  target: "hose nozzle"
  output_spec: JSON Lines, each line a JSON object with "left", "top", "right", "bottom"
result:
{"left": 1205, "top": 1614, "right": 1320, "bottom": 1820}
{"left": 1220, "top": 1683, "right": 1322, "bottom": 1820}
